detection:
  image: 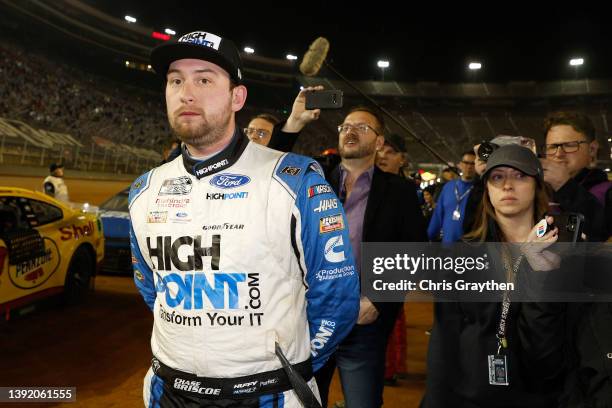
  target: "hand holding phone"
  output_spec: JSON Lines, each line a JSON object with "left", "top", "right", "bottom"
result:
{"left": 305, "top": 89, "right": 343, "bottom": 110}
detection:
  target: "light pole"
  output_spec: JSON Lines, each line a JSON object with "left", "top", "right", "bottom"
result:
{"left": 377, "top": 60, "right": 389, "bottom": 81}
{"left": 569, "top": 57, "right": 584, "bottom": 79}
{"left": 468, "top": 61, "right": 482, "bottom": 82}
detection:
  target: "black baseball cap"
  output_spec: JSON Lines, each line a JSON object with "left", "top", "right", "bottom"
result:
{"left": 49, "top": 163, "right": 64, "bottom": 172}
{"left": 151, "top": 31, "right": 243, "bottom": 83}
{"left": 483, "top": 144, "right": 543, "bottom": 180}
{"left": 384, "top": 133, "right": 407, "bottom": 153}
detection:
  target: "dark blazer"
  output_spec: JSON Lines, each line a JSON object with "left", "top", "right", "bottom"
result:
{"left": 329, "top": 165, "right": 428, "bottom": 329}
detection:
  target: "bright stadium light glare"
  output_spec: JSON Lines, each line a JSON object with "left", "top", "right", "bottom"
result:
{"left": 124, "top": 15, "right": 137, "bottom": 23}
{"left": 244, "top": 47, "right": 255, "bottom": 54}
{"left": 147, "top": 65, "right": 152, "bottom": 69}
{"left": 125, "top": 60, "right": 130, "bottom": 66}
{"left": 377, "top": 60, "right": 390, "bottom": 68}
{"left": 286, "top": 54, "right": 298, "bottom": 60}
{"left": 605, "top": 168, "right": 611, "bottom": 172}
{"left": 164, "top": 28, "right": 176, "bottom": 35}
{"left": 468, "top": 62, "right": 482, "bottom": 70}
{"left": 569, "top": 58, "right": 584, "bottom": 66}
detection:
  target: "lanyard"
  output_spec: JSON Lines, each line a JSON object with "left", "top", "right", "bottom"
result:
{"left": 454, "top": 182, "right": 473, "bottom": 204}
{"left": 496, "top": 250, "right": 524, "bottom": 354}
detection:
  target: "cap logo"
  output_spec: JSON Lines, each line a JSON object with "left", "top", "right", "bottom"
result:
{"left": 178, "top": 31, "right": 221, "bottom": 50}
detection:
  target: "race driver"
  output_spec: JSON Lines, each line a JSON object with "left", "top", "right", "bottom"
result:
{"left": 129, "top": 30, "right": 360, "bottom": 408}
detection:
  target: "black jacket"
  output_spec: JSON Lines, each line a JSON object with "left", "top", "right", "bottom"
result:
{"left": 423, "top": 224, "right": 566, "bottom": 408}
{"left": 328, "top": 165, "right": 428, "bottom": 330}
{"left": 553, "top": 170, "right": 608, "bottom": 242}
{"left": 563, "top": 302, "right": 612, "bottom": 408}
{"left": 267, "top": 120, "right": 299, "bottom": 152}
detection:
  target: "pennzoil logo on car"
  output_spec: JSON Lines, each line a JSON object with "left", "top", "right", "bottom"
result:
{"left": 319, "top": 214, "right": 344, "bottom": 234}
{"left": 281, "top": 166, "right": 301, "bottom": 176}
{"left": 209, "top": 174, "right": 251, "bottom": 189}
{"left": 8, "top": 237, "right": 61, "bottom": 290}
{"left": 159, "top": 176, "right": 192, "bottom": 195}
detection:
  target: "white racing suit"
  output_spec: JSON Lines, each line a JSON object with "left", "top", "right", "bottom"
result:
{"left": 129, "top": 131, "right": 360, "bottom": 407}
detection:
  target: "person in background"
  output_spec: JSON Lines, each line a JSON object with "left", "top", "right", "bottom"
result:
{"left": 43, "top": 162, "right": 69, "bottom": 202}
{"left": 422, "top": 185, "right": 436, "bottom": 224}
{"left": 542, "top": 111, "right": 609, "bottom": 241}
{"left": 423, "top": 145, "right": 566, "bottom": 408}
{"left": 428, "top": 151, "right": 476, "bottom": 242}
{"left": 542, "top": 111, "right": 612, "bottom": 407}
{"left": 432, "top": 166, "right": 458, "bottom": 202}
{"left": 376, "top": 133, "right": 408, "bottom": 175}
{"left": 375, "top": 132, "right": 411, "bottom": 387}
{"left": 246, "top": 85, "right": 322, "bottom": 152}
{"left": 315, "top": 105, "right": 427, "bottom": 408}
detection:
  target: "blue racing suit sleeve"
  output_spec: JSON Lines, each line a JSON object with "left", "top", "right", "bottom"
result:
{"left": 128, "top": 171, "right": 156, "bottom": 311}
{"left": 295, "top": 166, "right": 360, "bottom": 372}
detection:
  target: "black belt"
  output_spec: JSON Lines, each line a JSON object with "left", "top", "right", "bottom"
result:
{"left": 151, "top": 356, "right": 313, "bottom": 400}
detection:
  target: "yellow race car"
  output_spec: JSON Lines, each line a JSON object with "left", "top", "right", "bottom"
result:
{"left": 0, "top": 187, "right": 104, "bottom": 319}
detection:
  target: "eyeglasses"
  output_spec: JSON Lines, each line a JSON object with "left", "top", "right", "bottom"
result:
{"left": 543, "top": 140, "right": 589, "bottom": 155}
{"left": 461, "top": 160, "right": 475, "bottom": 166}
{"left": 244, "top": 127, "right": 271, "bottom": 139}
{"left": 337, "top": 123, "right": 380, "bottom": 136}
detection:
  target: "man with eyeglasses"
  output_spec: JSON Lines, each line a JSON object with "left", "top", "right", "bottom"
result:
{"left": 427, "top": 150, "right": 476, "bottom": 243}
{"left": 314, "top": 106, "right": 427, "bottom": 408}
{"left": 541, "top": 111, "right": 609, "bottom": 241}
{"left": 245, "top": 86, "right": 323, "bottom": 151}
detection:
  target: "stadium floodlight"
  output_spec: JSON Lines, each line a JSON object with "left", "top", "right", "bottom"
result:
{"left": 125, "top": 60, "right": 130, "bottom": 66}
{"left": 605, "top": 168, "right": 611, "bottom": 172}
{"left": 124, "top": 15, "right": 137, "bottom": 23}
{"left": 147, "top": 65, "right": 152, "bottom": 69}
{"left": 286, "top": 54, "right": 298, "bottom": 60}
{"left": 377, "top": 60, "right": 389, "bottom": 81}
{"left": 164, "top": 28, "right": 176, "bottom": 36}
{"left": 244, "top": 47, "right": 255, "bottom": 54}
{"left": 569, "top": 58, "right": 584, "bottom": 66}
{"left": 608, "top": 138, "right": 612, "bottom": 142}
{"left": 468, "top": 62, "right": 482, "bottom": 70}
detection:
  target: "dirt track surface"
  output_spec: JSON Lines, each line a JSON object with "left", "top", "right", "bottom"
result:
{"left": 0, "top": 174, "right": 432, "bottom": 407}
{"left": 0, "top": 276, "right": 431, "bottom": 407}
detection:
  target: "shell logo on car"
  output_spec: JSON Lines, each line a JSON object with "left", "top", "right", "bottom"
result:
{"left": 0, "top": 187, "right": 104, "bottom": 319}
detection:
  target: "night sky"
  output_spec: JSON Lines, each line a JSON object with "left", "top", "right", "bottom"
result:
{"left": 87, "top": 1, "right": 611, "bottom": 83}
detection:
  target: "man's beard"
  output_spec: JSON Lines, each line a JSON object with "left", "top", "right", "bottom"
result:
{"left": 339, "top": 137, "right": 377, "bottom": 159}
{"left": 169, "top": 103, "right": 232, "bottom": 149}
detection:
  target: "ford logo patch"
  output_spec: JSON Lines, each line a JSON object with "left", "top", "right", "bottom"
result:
{"left": 209, "top": 174, "right": 251, "bottom": 189}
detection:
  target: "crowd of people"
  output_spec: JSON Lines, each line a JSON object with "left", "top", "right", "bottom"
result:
{"left": 125, "top": 29, "right": 612, "bottom": 408}
{"left": 3, "top": 26, "right": 611, "bottom": 408}
{"left": 0, "top": 41, "right": 170, "bottom": 149}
